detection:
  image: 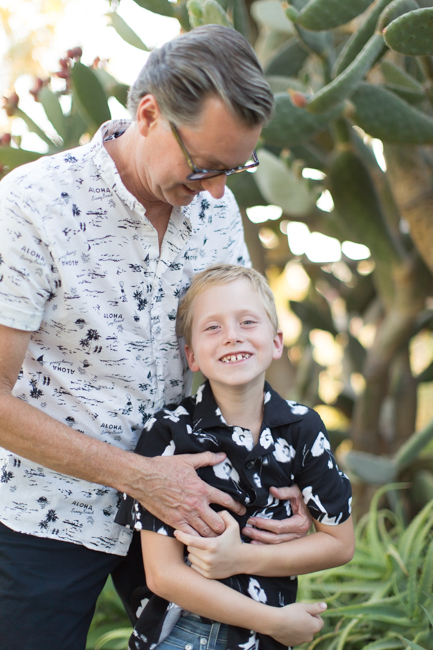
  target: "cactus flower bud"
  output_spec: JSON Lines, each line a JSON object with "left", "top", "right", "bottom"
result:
{"left": 289, "top": 89, "right": 308, "bottom": 108}
{"left": 29, "top": 77, "right": 46, "bottom": 102}
{"left": 67, "top": 47, "right": 83, "bottom": 60}
{"left": 3, "top": 91, "right": 19, "bottom": 116}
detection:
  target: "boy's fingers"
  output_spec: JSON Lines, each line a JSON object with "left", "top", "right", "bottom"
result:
{"left": 307, "top": 602, "right": 327, "bottom": 616}
{"left": 174, "top": 529, "right": 211, "bottom": 549}
{"left": 219, "top": 510, "right": 238, "bottom": 527}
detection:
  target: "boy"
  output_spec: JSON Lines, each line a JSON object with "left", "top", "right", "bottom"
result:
{"left": 116, "top": 264, "right": 354, "bottom": 650}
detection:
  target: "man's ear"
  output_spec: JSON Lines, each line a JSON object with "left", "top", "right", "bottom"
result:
{"left": 185, "top": 344, "right": 200, "bottom": 373}
{"left": 272, "top": 330, "right": 284, "bottom": 361}
{"left": 136, "top": 94, "right": 163, "bottom": 137}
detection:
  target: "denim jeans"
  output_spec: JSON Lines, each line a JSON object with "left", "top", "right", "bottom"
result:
{"left": 158, "top": 615, "right": 229, "bottom": 650}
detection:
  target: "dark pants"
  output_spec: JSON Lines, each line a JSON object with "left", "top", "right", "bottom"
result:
{"left": 0, "top": 521, "right": 146, "bottom": 650}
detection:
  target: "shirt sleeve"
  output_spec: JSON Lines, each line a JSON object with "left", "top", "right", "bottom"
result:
{"left": 0, "top": 175, "right": 54, "bottom": 331}
{"left": 293, "top": 410, "right": 352, "bottom": 525}
{"left": 114, "top": 414, "right": 176, "bottom": 537}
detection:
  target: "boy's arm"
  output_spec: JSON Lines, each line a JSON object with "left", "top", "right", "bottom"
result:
{"left": 140, "top": 530, "right": 326, "bottom": 648}
{"left": 175, "top": 512, "right": 355, "bottom": 580}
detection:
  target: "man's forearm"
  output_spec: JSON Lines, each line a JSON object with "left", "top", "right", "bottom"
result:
{"left": 0, "top": 391, "right": 139, "bottom": 494}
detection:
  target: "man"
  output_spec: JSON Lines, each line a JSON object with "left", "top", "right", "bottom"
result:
{"left": 0, "top": 25, "right": 310, "bottom": 650}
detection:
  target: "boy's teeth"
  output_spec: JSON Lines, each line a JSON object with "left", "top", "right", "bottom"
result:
{"left": 222, "top": 353, "right": 249, "bottom": 362}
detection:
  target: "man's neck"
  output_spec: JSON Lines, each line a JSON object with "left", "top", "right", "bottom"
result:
{"left": 209, "top": 378, "right": 266, "bottom": 444}
{"left": 103, "top": 125, "right": 172, "bottom": 250}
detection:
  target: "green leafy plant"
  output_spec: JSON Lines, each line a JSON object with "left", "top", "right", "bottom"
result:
{"left": 86, "top": 577, "right": 132, "bottom": 650}
{"left": 298, "top": 485, "right": 433, "bottom": 650}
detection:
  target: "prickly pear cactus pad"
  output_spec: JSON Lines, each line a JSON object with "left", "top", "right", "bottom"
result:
{"left": 295, "top": 0, "right": 374, "bottom": 31}
{"left": 384, "top": 8, "right": 433, "bottom": 55}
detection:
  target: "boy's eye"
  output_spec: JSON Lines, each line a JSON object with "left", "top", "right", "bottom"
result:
{"left": 242, "top": 319, "right": 255, "bottom": 325}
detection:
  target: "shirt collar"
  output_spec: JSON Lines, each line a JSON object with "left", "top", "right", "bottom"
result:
{"left": 192, "top": 380, "right": 305, "bottom": 432}
{"left": 90, "top": 120, "right": 196, "bottom": 229}
{"left": 90, "top": 119, "right": 139, "bottom": 213}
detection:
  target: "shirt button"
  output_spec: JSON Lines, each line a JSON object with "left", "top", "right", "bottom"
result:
{"left": 185, "top": 645, "right": 193, "bottom": 650}
{"left": 246, "top": 460, "right": 254, "bottom": 469}
{"left": 200, "top": 639, "right": 207, "bottom": 646}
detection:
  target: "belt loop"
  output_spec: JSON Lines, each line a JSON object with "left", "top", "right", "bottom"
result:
{"left": 207, "top": 622, "right": 221, "bottom": 650}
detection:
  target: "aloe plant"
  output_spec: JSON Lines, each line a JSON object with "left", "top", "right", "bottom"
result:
{"left": 297, "top": 485, "right": 433, "bottom": 650}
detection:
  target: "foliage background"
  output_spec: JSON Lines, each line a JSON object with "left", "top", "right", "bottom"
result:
{"left": 1, "top": 0, "right": 433, "bottom": 647}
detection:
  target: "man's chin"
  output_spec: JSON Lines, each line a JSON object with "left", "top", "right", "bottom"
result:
{"left": 167, "top": 186, "right": 200, "bottom": 207}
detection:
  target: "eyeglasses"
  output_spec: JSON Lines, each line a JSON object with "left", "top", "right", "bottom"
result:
{"left": 170, "top": 122, "right": 259, "bottom": 181}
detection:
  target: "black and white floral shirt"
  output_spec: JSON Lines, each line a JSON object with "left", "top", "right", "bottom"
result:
{"left": 116, "top": 380, "right": 352, "bottom": 650}
{"left": 0, "top": 120, "right": 250, "bottom": 554}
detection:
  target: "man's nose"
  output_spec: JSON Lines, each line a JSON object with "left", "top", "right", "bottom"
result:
{"left": 200, "top": 174, "right": 227, "bottom": 199}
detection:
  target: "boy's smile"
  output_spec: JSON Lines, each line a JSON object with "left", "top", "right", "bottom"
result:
{"left": 184, "top": 278, "right": 283, "bottom": 393}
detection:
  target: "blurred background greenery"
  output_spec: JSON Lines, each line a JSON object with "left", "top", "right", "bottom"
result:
{"left": 1, "top": 1, "right": 433, "bottom": 647}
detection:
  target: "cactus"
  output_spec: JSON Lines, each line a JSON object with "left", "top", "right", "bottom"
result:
{"left": 351, "top": 82, "right": 433, "bottom": 143}
{"left": 187, "top": 0, "right": 232, "bottom": 27}
{"left": 384, "top": 7, "right": 433, "bottom": 55}
{"left": 294, "top": 0, "right": 374, "bottom": 31}
{"left": 3, "top": 0, "right": 433, "bottom": 530}
{"left": 307, "top": 33, "right": 385, "bottom": 113}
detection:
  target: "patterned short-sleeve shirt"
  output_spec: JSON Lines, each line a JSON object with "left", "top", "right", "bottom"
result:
{"left": 0, "top": 120, "right": 250, "bottom": 554}
{"left": 116, "top": 380, "right": 352, "bottom": 650}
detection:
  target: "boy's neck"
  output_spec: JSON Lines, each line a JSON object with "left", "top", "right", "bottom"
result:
{"left": 209, "top": 378, "right": 265, "bottom": 444}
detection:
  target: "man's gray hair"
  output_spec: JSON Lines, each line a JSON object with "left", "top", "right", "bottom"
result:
{"left": 127, "top": 25, "right": 274, "bottom": 128}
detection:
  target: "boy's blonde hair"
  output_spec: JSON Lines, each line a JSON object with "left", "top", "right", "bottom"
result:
{"left": 177, "top": 264, "right": 279, "bottom": 347}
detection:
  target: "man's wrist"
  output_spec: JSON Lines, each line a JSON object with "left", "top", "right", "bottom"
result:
{"left": 116, "top": 451, "right": 152, "bottom": 501}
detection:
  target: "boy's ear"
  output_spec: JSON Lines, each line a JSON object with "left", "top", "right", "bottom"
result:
{"left": 185, "top": 344, "right": 200, "bottom": 373}
{"left": 272, "top": 330, "right": 284, "bottom": 360}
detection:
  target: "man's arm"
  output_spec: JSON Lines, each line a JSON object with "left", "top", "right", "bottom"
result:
{"left": 0, "top": 324, "right": 245, "bottom": 537}
{"left": 175, "top": 511, "right": 355, "bottom": 580}
{"left": 141, "top": 530, "right": 327, "bottom": 648}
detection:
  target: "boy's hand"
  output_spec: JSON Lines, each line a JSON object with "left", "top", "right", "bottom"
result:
{"left": 269, "top": 601, "right": 327, "bottom": 646}
{"left": 174, "top": 510, "right": 243, "bottom": 579}
{"left": 242, "top": 485, "right": 312, "bottom": 544}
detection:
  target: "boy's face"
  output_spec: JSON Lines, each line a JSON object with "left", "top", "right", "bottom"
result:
{"left": 184, "top": 279, "right": 283, "bottom": 391}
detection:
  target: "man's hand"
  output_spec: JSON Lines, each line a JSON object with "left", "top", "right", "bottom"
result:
{"left": 174, "top": 510, "right": 243, "bottom": 579}
{"left": 128, "top": 452, "right": 246, "bottom": 538}
{"left": 242, "top": 485, "right": 312, "bottom": 544}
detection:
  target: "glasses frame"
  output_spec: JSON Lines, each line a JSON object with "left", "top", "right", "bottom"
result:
{"left": 170, "top": 122, "right": 259, "bottom": 181}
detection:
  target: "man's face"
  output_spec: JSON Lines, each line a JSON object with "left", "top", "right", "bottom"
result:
{"left": 185, "top": 279, "right": 283, "bottom": 393}
{"left": 139, "top": 96, "right": 263, "bottom": 207}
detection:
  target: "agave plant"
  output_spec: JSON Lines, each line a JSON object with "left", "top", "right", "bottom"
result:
{"left": 298, "top": 485, "right": 433, "bottom": 650}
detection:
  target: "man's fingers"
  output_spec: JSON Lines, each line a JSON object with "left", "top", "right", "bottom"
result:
{"left": 246, "top": 516, "right": 299, "bottom": 534}
{"left": 206, "top": 485, "right": 246, "bottom": 516}
{"left": 242, "top": 525, "right": 299, "bottom": 544}
{"left": 189, "top": 451, "right": 227, "bottom": 469}
{"left": 269, "top": 485, "right": 303, "bottom": 501}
